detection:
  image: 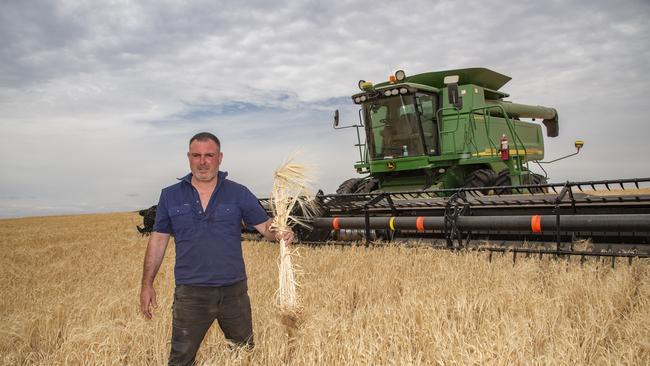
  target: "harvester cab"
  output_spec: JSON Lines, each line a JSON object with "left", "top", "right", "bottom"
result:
{"left": 334, "top": 67, "right": 572, "bottom": 194}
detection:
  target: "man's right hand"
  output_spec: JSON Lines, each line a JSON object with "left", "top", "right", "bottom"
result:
{"left": 140, "top": 284, "right": 158, "bottom": 319}
{"left": 140, "top": 231, "right": 170, "bottom": 320}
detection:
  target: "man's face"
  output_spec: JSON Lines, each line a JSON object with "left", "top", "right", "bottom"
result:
{"left": 187, "top": 139, "right": 222, "bottom": 183}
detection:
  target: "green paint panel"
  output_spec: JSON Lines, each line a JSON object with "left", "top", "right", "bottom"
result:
{"left": 345, "top": 67, "right": 558, "bottom": 193}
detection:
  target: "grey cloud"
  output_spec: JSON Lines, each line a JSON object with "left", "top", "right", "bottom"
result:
{"left": 1, "top": 0, "right": 649, "bottom": 217}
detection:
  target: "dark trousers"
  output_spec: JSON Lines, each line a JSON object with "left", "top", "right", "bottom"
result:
{"left": 168, "top": 280, "right": 253, "bottom": 366}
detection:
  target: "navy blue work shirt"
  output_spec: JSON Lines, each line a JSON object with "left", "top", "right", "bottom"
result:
{"left": 153, "top": 171, "right": 269, "bottom": 286}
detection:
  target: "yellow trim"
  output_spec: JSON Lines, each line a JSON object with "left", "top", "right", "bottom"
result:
{"left": 471, "top": 148, "right": 543, "bottom": 157}
{"left": 389, "top": 217, "right": 396, "bottom": 231}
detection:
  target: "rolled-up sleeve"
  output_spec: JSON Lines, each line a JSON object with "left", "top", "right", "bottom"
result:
{"left": 240, "top": 187, "right": 270, "bottom": 227}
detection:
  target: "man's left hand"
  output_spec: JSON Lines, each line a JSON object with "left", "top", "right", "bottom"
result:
{"left": 254, "top": 219, "right": 295, "bottom": 244}
{"left": 274, "top": 229, "right": 294, "bottom": 245}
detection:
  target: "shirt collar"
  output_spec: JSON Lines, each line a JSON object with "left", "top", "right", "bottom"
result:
{"left": 179, "top": 171, "right": 228, "bottom": 185}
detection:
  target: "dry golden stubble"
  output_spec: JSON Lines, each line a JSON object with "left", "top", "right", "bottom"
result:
{"left": 1, "top": 213, "right": 649, "bottom": 365}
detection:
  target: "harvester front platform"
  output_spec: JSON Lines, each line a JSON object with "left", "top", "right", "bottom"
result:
{"left": 259, "top": 177, "right": 650, "bottom": 261}
{"left": 138, "top": 177, "right": 650, "bottom": 262}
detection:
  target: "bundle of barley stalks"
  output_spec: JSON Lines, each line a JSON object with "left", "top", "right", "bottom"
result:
{"left": 270, "top": 158, "right": 317, "bottom": 313}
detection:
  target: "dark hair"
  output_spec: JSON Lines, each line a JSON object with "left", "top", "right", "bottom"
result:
{"left": 189, "top": 132, "right": 221, "bottom": 148}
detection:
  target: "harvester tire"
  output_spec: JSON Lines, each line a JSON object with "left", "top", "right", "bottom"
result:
{"left": 137, "top": 205, "right": 157, "bottom": 234}
{"left": 355, "top": 178, "right": 379, "bottom": 193}
{"left": 523, "top": 172, "right": 548, "bottom": 193}
{"left": 336, "top": 178, "right": 363, "bottom": 194}
{"left": 494, "top": 170, "right": 512, "bottom": 195}
{"left": 495, "top": 170, "right": 548, "bottom": 194}
{"left": 463, "top": 169, "right": 496, "bottom": 194}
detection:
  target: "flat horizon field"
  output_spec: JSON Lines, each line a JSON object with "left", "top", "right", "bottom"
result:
{"left": 1, "top": 212, "right": 648, "bottom": 365}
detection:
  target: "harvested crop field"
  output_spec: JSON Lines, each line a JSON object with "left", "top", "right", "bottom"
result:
{"left": 1, "top": 213, "right": 649, "bottom": 365}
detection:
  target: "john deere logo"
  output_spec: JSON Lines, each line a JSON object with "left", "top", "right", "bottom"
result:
{"left": 386, "top": 161, "right": 395, "bottom": 170}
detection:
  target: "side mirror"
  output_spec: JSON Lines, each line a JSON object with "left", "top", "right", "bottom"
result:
{"left": 333, "top": 109, "right": 363, "bottom": 130}
{"left": 444, "top": 75, "right": 462, "bottom": 110}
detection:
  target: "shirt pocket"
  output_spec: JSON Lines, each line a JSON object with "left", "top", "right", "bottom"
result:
{"left": 168, "top": 204, "right": 194, "bottom": 239}
{"left": 212, "top": 204, "right": 242, "bottom": 234}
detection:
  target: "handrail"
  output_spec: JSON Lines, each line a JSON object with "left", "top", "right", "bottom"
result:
{"left": 436, "top": 106, "right": 463, "bottom": 153}
{"left": 468, "top": 108, "right": 498, "bottom": 156}
{"left": 472, "top": 104, "right": 532, "bottom": 180}
{"left": 466, "top": 113, "right": 481, "bottom": 156}
{"left": 436, "top": 104, "right": 533, "bottom": 181}
{"left": 355, "top": 109, "right": 366, "bottom": 164}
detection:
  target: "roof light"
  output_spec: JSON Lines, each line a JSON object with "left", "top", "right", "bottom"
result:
{"left": 391, "top": 89, "right": 399, "bottom": 96}
{"left": 399, "top": 87, "right": 408, "bottom": 94}
{"left": 389, "top": 75, "right": 396, "bottom": 83}
{"left": 395, "top": 70, "right": 406, "bottom": 81}
{"left": 360, "top": 95, "right": 367, "bottom": 102}
{"left": 384, "top": 90, "right": 391, "bottom": 97}
{"left": 354, "top": 97, "right": 361, "bottom": 103}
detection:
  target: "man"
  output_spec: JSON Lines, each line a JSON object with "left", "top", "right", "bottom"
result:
{"left": 139, "top": 132, "right": 292, "bottom": 366}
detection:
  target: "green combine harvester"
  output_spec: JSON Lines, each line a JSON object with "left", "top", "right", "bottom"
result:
{"left": 139, "top": 67, "right": 650, "bottom": 261}
{"left": 333, "top": 67, "right": 573, "bottom": 194}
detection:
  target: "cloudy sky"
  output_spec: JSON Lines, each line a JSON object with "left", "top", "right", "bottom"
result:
{"left": 1, "top": 0, "right": 649, "bottom": 218}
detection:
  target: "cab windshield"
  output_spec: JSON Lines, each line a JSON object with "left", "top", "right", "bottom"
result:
{"left": 363, "top": 93, "right": 438, "bottom": 159}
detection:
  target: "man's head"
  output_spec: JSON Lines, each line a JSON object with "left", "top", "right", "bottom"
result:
{"left": 188, "top": 132, "right": 223, "bottom": 183}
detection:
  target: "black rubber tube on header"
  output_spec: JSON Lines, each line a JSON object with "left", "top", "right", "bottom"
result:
{"left": 312, "top": 214, "right": 650, "bottom": 232}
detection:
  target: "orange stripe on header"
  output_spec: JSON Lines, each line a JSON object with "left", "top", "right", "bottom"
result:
{"left": 332, "top": 217, "right": 340, "bottom": 230}
{"left": 416, "top": 217, "right": 425, "bottom": 232}
{"left": 531, "top": 215, "right": 542, "bottom": 233}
